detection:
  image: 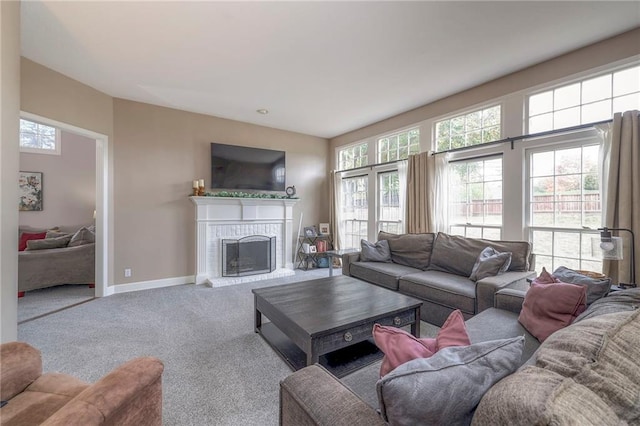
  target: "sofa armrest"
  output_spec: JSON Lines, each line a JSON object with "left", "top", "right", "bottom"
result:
{"left": 476, "top": 271, "right": 536, "bottom": 313}
{"left": 341, "top": 252, "right": 361, "bottom": 277}
{"left": 0, "top": 342, "right": 42, "bottom": 401}
{"left": 494, "top": 288, "right": 528, "bottom": 314}
{"left": 280, "top": 364, "right": 384, "bottom": 426}
{"left": 41, "top": 357, "right": 164, "bottom": 426}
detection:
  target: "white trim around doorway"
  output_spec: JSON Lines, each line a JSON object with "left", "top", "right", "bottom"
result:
{"left": 20, "top": 111, "right": 113, "bottom": 297}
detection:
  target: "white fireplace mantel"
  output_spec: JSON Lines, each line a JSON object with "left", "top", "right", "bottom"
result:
{"left": 190, "top": 196, "right": 298, "bottom": 286}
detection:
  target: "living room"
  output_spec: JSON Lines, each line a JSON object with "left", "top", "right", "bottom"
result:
{"left": 1, "top": 2, "right": 640, "bottom": 425}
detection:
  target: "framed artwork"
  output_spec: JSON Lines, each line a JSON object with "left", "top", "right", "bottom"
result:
{"left": 19, "top": 171, "right": 43, "bottom": 211}
{"left": 303, "top": 226, "right": 318, "bottom": 237}
{"left": 318, "top": 223, "right": 330, "bottom": 235}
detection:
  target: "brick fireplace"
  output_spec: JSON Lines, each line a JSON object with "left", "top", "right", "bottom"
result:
{"left": 190, "top": 196, "right": 298, "bottom": 286}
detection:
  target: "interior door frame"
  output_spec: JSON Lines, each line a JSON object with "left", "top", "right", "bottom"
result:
{"left": 20, "top": 111, "right": 112, "bottom": 297}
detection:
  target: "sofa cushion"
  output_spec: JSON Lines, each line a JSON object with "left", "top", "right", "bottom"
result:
{"left": 377, "top": 337, "right": 524, "bottom": 426}
{"left": 68, "top": 226, "right": 95, "bottom": 247}
{"left": 465, "top": 307, "right": 540, "bottom": 364}
{"left": 399, "top": 271, "right": 476, "bottom": 314}
{"left": 474, "top": 310, "right": 639, "bottom": 424}
{"left": 469, "top": 246, "right": 512, "bottom": 281}
{"left": 377, "top": 231, "right": 435, "bottom": 270}
{"left": 26, "top": 234, "right": 72, "bottom": 250}
{"left": 350, "top": 261, "right": 420, "bottom": 291}
{"left": 19, "top": 232, "right": 46, "bottom": 251}
{"left": 373, "top": 310, "right": 470, "bottom": 377}
{"left": 360, "top": 239, "right": 391, "bottom": 262}
{"left": 552, "top": 266, "right": 611, "bottom": 305}
{"left": 518, "top": 280, "right": 587, "bottom": 342}
{"left": 428, "top": 233, "right": 531, "bottom": 276}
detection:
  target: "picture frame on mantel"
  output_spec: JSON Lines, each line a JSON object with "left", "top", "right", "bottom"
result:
{"left": 19, "top": 171, "right": 43, "bottom": 211}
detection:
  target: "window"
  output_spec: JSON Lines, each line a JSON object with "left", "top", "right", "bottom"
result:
{"left": 377, "top": 129, "right": 420, "bottom": 163}
{"left": 435, "top": 105, "right": 501, "bottom": 152}
{"left": 338, "top": 143, "right": 368, "bottom": 171}
{"left": 448, "top": 157, "right": 503, "bottom": 240}
{"left": 378, "top": 171, "right": 402, "bottom": 234}
{"left": 20, "top": 119, "right": 61, "bottom": 155}
{"left": 527, "top": 143, "right": 602, "bottom": 272}
{"left": 340, "top": 175, "right": 368, "bottom": 249}
{"left": 528, "top": 64, "right": 640, "bottom": 133}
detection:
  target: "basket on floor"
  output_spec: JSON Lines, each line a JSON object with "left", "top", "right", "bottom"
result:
{"left": 576, "top": 270, "right": 606, "bottom": 279}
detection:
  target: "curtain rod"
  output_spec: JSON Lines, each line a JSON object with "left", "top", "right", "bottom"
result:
{"left": 434, "top": 118, "right": 613, "bottom": 156}
{"left": 335, "top": 116, "right": 625, "bottom": 174}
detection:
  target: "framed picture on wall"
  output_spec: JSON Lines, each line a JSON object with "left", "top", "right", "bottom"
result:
{"left": 19, "top": 171, "right": 43, "bottom": 211}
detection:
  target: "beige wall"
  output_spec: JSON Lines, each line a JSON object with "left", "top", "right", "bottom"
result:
{"left": 330, "top": 28, "right": 640, "bottom": 160}
{"left": 19, "top": 131, "right": 96, "bottom": 229}
{"left": 113, "top": 99, "right": 327, "bottom": 284}
{"left": 1, "top": 0, "right": 21, "bottom": 343}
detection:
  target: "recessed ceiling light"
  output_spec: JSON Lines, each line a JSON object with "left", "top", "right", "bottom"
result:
{"left": 256, "top": 109, "right": 269, "bottom": 115}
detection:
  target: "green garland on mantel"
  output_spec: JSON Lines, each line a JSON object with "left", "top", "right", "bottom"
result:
{"left": 192, "top": 191, "right": 298, "bottom": 199}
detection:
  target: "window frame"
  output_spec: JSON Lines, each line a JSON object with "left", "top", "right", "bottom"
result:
{"left": 19, "top": 118, "right": 62, "bottom": 155}
{"left": 525, "top": 63, "right": 640, "bottom": 134}
{"left": 525, "top": 132, "right": 604, "bottom": 272}
{"left": 433, "top": 103, "right": 503, "bottom": 153}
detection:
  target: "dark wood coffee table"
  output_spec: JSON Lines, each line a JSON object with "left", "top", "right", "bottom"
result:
{"left": 253, "top": 275, "right": 422, "bottom": 376}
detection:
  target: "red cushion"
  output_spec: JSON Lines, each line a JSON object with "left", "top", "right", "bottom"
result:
{"left": 19, "top": 232, "right": 46, "bottom": 251}
{"left": 518, "top": 278, "right": 587, "bottom": 342}
{"left": 373, "top": 309, "right": 471, "bottom": 377}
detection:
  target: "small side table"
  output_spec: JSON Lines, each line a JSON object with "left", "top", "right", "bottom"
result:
{"left": 325, "top": 249, "right": 360, "bottom": 277}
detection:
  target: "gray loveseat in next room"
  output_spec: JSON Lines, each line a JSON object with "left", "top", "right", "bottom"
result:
{"left": 342, "top": 231, "right": 536, "bottom": 326}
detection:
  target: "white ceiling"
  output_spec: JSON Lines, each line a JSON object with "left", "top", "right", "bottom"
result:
{"left": 20, "top": 1, "right": 640, "bottom": 139}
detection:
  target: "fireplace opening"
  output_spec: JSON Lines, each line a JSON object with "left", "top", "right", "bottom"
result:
{"left": 222, "top": 235, "right": 276, "bottom": 277}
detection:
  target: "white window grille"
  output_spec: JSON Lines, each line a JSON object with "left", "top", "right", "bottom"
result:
{"left": 377, "top": 129, "right": 420, "bottom": 163}
{"left": 435, "top": 105, "right": 501, "bottom": 152}
{"left": 527, "top": 64, "right": 640, "bottom": 133}
{"left": 20, "top": 119, "right": 61, "bottom": 155}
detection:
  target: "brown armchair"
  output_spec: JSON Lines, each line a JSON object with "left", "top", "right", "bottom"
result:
{"left": 0, "top": 342, "right": 164, "bottom": 425}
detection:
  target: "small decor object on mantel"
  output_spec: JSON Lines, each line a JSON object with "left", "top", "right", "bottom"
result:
{"left": 19, "top": 171, "right": 43, "bottom": 211}
{"left": 285, "top": 185, "right": 296, "bottom": 198}
{"left": 192, "top": 180, "right": 199, "bottom": 196}
{"left": 197, "top": 178, "right": 205, "bottom": 196}
{"left": 318, "top": 223, "right": 330, "bottom": 235}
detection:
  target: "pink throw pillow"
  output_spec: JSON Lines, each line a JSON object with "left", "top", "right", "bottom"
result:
{"left": 373, "top": 309, "right": 471, "bottom": 377}
{"left": 518, "top": 278, "right": 587, "bottom": 342}
{"left": 19, "top": 232, "right": 46, "bottom": 251}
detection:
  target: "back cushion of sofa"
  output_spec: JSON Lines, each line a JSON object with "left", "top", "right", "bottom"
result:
{"left": 428, "top": 233, "right": 531, "bottom": 276}
{"left": 378, "top": 231, "right": 435, "bottom": 270}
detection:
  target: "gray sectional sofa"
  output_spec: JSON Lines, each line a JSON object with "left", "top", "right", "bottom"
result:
{"left": 280, "top": 288, "right": 640, "bottom": 425}
{"left": 343, "top": 232, "right": 536, "bottom": 326}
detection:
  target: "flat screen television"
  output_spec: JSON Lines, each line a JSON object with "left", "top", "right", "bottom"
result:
{"left": 211, "top": 143, "right": 286, "bottom": 191}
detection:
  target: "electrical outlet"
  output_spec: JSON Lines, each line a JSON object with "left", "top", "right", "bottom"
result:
{"left": 124, "top": 268, "right": 132, "bottom": 278}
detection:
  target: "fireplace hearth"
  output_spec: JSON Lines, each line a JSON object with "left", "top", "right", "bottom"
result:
{"left": 222, "top": 235, "right": 276, "bottom": 277}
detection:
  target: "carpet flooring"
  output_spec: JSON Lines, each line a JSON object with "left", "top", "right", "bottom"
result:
{"left": 17, "top": 269, "right": 438, "bottom": 425}
{"left": 18, "top": 284, "right": 95, "bottom": 323}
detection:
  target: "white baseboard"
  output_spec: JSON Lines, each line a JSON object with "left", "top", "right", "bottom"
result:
{"left": 108, "top": 275, "right": 195, "bottom": 295}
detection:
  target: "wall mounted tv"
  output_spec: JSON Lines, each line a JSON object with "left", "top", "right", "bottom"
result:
{"left": 211, "top": 143, "right": 286, "bottom": 191}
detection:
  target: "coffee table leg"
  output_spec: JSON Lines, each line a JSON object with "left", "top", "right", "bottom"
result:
{"left": 254, "top": 296, "right": 262, "bottom": 333}
{"left": 307, "top": 342, "right": 319, "bottom": 366}
{"left": 411, "top": 307, "right": 421, "bottom": 337}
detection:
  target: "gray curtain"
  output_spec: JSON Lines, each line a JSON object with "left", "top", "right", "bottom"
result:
{"left": 602, "top": 110, "right": 639, "bottom": 284}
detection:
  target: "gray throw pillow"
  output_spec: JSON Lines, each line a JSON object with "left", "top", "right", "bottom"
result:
{"left": 68, "top": 226, "right": 96, "bottom": 247}
{"left": 26, "top": 234, "right": 72, "bottom": 250}
{"left": 360, "top": 239, "right": 392, "bottom": 262}
{"left": 469, "top": 247, "right": 512, "bottom": 281}
{"left": 552, "top": 266, "right": 611, "bottom": 305}
{"left": 377, "top": 337, "right": 524, "bottom": 426}
{"left": 378, "top": 231, "right": 435, "bottom": 270}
